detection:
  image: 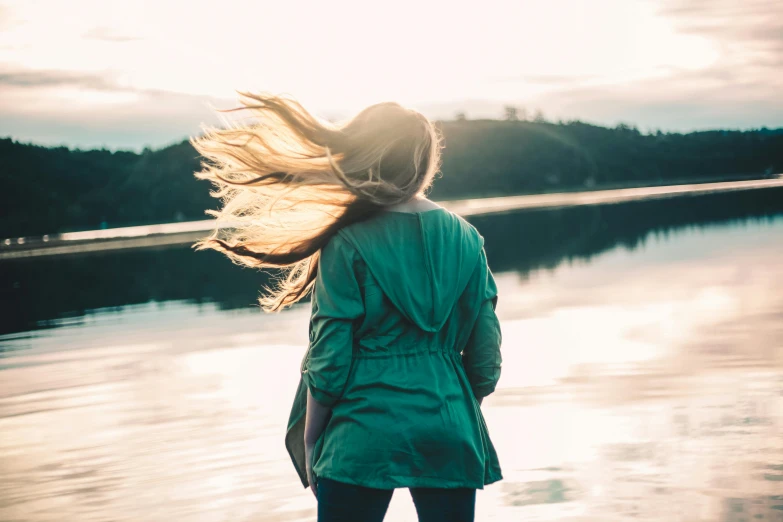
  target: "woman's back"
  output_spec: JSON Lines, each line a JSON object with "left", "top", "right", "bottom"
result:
{"left": 193, "top": 94, "right": 502, "bottom": 518}
{"left": 286, "top": 207, "right": 502, "bottom": 490}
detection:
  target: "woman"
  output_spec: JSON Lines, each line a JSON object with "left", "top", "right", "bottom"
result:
{"left": 192, "top": 93, "right": 502, "bottom": 522}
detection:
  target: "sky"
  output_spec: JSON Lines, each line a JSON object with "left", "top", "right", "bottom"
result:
{"left": 0, "top": 0, "right": 781, "bottom": 151}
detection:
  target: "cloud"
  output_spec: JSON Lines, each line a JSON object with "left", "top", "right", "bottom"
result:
{"left": 0, "top": 68, "right": 237, "bottom": 150}
{"left": 0, "top": 66, "right": 233, "bottom": 103}
{"left": 543, "top": 88, "right": 783, "bottom": 132}
{"left": 658, "top": 0, "right": 783, "bottom": 67}
{"left": 448, "top": 1, "right": 783, "bottom": 130}
{"left": 477, "top": 0, "right": 783, "bottom": 131}
{"left": 0, "top": 69, "right": 115, "bottom": 90}
{"left": 492, "top": 74, "right": 597, "bottom": 86}
{"left": 660, "top": 0, "right": 782, "bottom": 36}
{"left": 82, "top": 26, "right": 142, "bottom": 42}
{"left": 0, "top": 4, "right": 22, "bottom": 31}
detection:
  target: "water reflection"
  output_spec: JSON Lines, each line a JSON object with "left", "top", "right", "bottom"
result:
{"left": 487, "top": 221, "right": 783, "bottom": 521}
{"left": 1, "top": 188, "right": 782, "bottom": 337}
{"left": 1, "top": 193, "right": 783, "bottom": 521}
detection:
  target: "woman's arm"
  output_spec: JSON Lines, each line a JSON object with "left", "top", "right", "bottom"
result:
{"left": 305, "top": 389, "right": 331, "bottom": 446}
{"left": 301, "top": 235, "right": 364, "bottom": 497}
{"left": 462, "top": 298, "right": 502, "bottom": 402}
{"left": 304, "top": 389, "right": 331, "bottom": 497}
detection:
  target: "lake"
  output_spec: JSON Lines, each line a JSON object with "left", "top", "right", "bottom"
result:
{"left": 1, "top": 189, "right": 782, "bottom": 521}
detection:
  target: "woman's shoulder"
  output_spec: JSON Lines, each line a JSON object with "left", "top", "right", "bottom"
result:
{"left": 423, "top": 207, "right": 485, "bottom": 247}
{"left": 335, "top": 206, "right": 483, "bottom": 247}
{"left": 321, "top": 229, "right": 359, "bottom": 260}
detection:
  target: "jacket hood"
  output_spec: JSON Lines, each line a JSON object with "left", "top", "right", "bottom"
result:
{"left": 338, "top": 209, "right": 483, "bottom": 332}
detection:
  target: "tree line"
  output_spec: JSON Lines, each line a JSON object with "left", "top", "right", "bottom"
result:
{"left": 1, "top": 120, "right": 781, "bottom": 237}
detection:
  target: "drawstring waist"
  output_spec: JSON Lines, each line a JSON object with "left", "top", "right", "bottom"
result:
{"left": 352, "top": 346, "right": 462, "bottom": 360}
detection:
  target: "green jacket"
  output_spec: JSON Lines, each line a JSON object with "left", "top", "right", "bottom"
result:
{"left": 285, "top": 208, "right": 503, "bottom": 490}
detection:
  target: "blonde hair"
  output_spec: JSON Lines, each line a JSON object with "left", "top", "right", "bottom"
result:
{"left": 191, "top": 92, "right": 442, "bottom": 311}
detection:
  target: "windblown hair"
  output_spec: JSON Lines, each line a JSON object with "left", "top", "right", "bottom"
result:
{"left": 191, "top": 93, "right": 442, "bottom": 312}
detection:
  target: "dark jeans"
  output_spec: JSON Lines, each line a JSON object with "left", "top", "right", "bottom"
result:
{"left": 316, "top": 477, "right": 476, "bottom": 522}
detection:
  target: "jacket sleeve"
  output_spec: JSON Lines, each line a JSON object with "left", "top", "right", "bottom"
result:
{"left": 301, "top": 234, "right": 364, "bottom": 407}
{"left": 462, "top": 249, "right": 502, "bottom": 399}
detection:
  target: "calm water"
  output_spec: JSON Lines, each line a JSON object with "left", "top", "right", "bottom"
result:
{"left": 1, "top": 192, "right": 783, "bottom": 521}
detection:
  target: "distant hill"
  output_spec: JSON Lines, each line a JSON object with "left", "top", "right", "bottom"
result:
{"left": 1, "top": 121, "right": 782, "bottom": 237}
